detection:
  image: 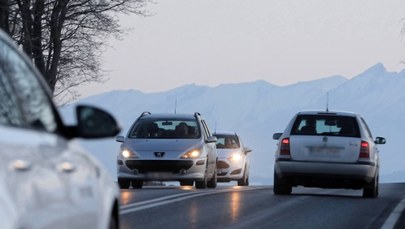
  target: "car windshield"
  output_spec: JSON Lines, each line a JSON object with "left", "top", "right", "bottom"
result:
{"left": 128, "top": 118, "right": 200, "bottom": 139}
{"left": 291, "top": 115, "right": 360, "bottom": 137}
{"left": 214, "top": 134, "right": 240, "bottom": 149}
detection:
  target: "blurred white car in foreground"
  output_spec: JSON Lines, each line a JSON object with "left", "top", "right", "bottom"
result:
{"left": 0, "top": 29, "right": 121, "bottom": 229}
{"left": 213, "top": 131, "right": 252, "bottom": 186}
{"left": 272, "top": 110, "right": 385, "bottom": 198}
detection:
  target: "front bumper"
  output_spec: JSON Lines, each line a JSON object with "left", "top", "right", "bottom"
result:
{"left": 216, "top": 158, "right": 245, "bottom": 182}
{"left": 117, "top": 158, "right": 207, "bottom": 181}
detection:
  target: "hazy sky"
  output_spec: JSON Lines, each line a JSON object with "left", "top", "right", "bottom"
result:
{"left": 77, "top": 0, "right": 405, "bottom": 98}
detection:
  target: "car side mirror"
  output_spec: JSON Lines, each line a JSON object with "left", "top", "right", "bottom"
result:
{"left": 116, "top": 135, "right": 125, "bottom": 143}
{"left": 375, "top": 137, "right": 386, "bottom": 145}
{"left": 273, "top": 133, "right": 282, "bottom": 140}
{"left": 206, "top": 136, "right": 217, "bottom": 143}
{"left": 244, "top": 147, "right": 252, "bottom": 154}
{"left": 75, "top": 105, "right": 121, "bottom": 139}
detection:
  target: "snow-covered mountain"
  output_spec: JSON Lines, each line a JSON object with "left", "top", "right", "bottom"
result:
{"left": 60, "top": 63, "right": 405, "bottom": 184}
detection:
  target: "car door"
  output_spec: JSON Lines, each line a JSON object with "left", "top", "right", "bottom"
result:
{"left": 200, "top": 120, "right": 217, "bottom": 176}
{"left": 0, "top": 36, "right": 100, "bottom": 228}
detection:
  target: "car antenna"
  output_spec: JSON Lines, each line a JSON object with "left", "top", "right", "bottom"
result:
{"left": 174, "top": 97, "right": 177, "bottom": 114}
{"left": 326, "top": 92, "right": 329, "bottom": 112}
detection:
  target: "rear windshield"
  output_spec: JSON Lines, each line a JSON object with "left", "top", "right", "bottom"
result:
{"left": 213, "top": 134, "right": 240, "bottom": 149}
{"left": 291, "top": 115, "right": 360, "bottom": 137}
{"left": 128, "top": 118, "right": 201, "bottom": 139}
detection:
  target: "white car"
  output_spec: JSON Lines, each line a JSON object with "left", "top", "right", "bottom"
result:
{"left": 272, "top": 110, "right": 385, "bottom": 198}
{"left": 213, "top": 131, "right": 252, "bottom": 186}
{"left": 116, "top": 112, "right": 218, "bottom": 189}
{"left": 0, "top": 29, "right": 121, "bottom": 228}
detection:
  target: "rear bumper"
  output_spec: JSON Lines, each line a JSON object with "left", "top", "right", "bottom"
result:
{"left": 275, "top": 160, "right": 377, "bottom": 189}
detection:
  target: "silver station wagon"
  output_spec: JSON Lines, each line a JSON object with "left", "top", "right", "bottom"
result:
{"left": 272, "top": 110, "right": 386, "bottom": 197}
{"left": 116, "top": 112, "right": 218, "bottom": 189}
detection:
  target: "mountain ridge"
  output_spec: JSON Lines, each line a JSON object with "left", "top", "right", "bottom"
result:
{"left": 61, "top": 63, "right": 405, "bottom": 184}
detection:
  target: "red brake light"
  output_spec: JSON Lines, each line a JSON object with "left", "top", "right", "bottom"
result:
{"left": 280, "top": 138, "right": 291, "bottom": 156}
{"left": 359, "top": 141, "right": 370, "bottom": 159}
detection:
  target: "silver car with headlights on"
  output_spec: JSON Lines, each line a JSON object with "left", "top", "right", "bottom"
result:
{"left": 213, "top": 131, "right": 252, "bottom": 186}
{"left": 116, "top": 112, "right": 218, "bottom": 189}
{"left": 272, "top": 110, "right": 385, "bottom": 198}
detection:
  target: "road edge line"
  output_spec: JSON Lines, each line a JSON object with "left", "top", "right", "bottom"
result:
{"left": 381, "top": 198, "right": 405, "bottom": 229}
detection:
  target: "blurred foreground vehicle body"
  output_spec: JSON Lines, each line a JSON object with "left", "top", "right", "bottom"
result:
{"left": 0, "top": 29, "right": 121, "bottom": 229}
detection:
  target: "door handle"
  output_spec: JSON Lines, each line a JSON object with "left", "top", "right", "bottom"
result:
{"left": 10, "top": 160, "right": 31, "bottom": 171}
{"left": 58, "top": 162, "right": 76, "bottom": 173}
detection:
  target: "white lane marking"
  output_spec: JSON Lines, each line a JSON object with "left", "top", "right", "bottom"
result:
{"left": 120, "top": 187, "right": 266, "bottom": 215}
{"left": 381, "top": 198, "right": 405, "bottom": 229}
{"left": 121, "top": 192, "right": 197, "bottom": 210}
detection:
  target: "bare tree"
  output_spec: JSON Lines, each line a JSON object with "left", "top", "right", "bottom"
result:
{"left": 1, "top": 0, "right": 148, "bottom": 103}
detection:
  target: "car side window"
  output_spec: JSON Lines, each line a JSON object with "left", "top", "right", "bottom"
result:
{"left": 0, "top": 42, "right": 25, "bottom": 127}
{"left": 0, "top": 39, "right": 58, "bottom": 132}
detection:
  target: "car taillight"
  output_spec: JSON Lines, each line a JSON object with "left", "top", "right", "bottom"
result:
{"left": 359, "top": 141, "right": 370, "bottom": 159}
{"left": 280, "top": 138, "right": 291, "bottom": 156}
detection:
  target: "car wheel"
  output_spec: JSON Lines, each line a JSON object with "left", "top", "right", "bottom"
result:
{"left": 132, "top": 180, "right": 143, "bottom": 189}
{"left": 180, "top": 181, "right": 194, "bottom": 186}
{"left": 118, "top": 179, "right": 130, "bottom": 189}
{"left": 363, "top": 174, "right": 379, "bottom": 198}
{"left": 207, "top": 167, "right": 217, "bottom": 188}
{"left": 195, "top": 168, "right": 208, "bottom": 189}
{"left": 108, "top": 215, "right": 118, "bottom": 229}
{"left": 237, "top": 166, "right": 249, "bottom": 186}
{"left": 273, "top": 170, "right": 292, "bottom": 195}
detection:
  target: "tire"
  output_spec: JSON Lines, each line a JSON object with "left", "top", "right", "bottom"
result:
{"left": 180, "top": 181, "right": 194, "bottom": 186}
{"left": 108, "top": 215, "right": 117, "bottom": 229}
{"left": 363, "top": 174, "right": 379, "bottom": 198}
{"left": 273, "top": 170, "right": 292, "bottom": 195}
{"left": 132, "top": 180, "right": 143, "bottom": 189}
{"left": 195, "top": 169, "right": 208, "bottom": 189}
{"left": 237, "top": 166, "right": 249, "bottom": 186}
{"left": 118, "top": 179, "right": 130, "bottom": 189}
{"left": 207, "top": 167, "right": 217, "bottom": 188}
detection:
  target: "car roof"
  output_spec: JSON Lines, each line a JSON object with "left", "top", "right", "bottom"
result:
{"left": 296, "top": 110, "right": 358, "bottom": 117}
{"left": 139, "top": 113, "right": 198, "bottom": 120}
{"left": 0, "top": 29, "right": 12, "bottom": 44}
{"left": 213, "top": 131, "right": 237, "bottom": 136}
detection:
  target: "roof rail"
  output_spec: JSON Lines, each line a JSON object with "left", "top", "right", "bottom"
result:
{"left": 140, "top": 111, "right": 151, "bottom": 117}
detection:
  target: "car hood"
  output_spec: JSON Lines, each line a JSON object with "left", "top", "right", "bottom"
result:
{"left": 216, "top": 148, "right": 243, "bottom": 157}
{"left": 123, "top": 138, "right": 203, "bottom": 151}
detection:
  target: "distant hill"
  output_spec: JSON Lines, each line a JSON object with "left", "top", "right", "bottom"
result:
{"left": 60, "top": 63, "right": 405, "bottom": 184}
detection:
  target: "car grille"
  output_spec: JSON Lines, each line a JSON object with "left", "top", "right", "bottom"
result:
{"left": 125, "top": 160, "right": 194, "bottom": 173}
{"left": 217, "top": 161, "right": 229, "bottom": 169}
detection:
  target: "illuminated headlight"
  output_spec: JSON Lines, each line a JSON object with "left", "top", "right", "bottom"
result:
{"left": 120, "top": 149, "right": 137, "bottom": 158}
{"left": 181, "top": 149, "right": 201, "bottom": 159}
{"left": 229, "top": 153, "right": 243, "bottom": 162}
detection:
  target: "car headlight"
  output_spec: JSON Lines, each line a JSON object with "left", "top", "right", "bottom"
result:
{"left": 120, "top": 149, "right": 137, "bottom": 158}
{"left": 181, "top": 149, "right": 201, "bottom": 159}
{"left": 229, "top": 152, "right": 243, "bottom": 162}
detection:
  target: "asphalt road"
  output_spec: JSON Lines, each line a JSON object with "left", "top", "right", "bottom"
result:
{"left": 119, "top": 183, "right": 405, "bottom": 229}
